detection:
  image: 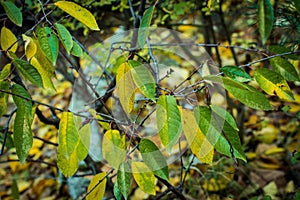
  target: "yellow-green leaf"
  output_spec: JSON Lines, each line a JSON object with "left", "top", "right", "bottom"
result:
{"left": 258, "top": 0, "right": 274, "bottom": 44}
{"left": 117, "top": 162, "right": 131, "bottom": 200}
{"left": 181, "top": 109, "right": 214, "bottom": 164}
{"left": 254, "top": 68, "right": 294, "bottom": 100}
{"left": 36, "top": 27, "right": 59, "bottom": 65}
{"left": 55, "top": 23, "right": 73, "bottom": 53}
{"left": 1, "top": 1, "right": 22, "bottom": 26}
{"left": 102, "top": 130, "right": 126, "bottom": 168}
{"left": 1, "top": 27, "right": 18, "bottom": 53}
{"left": 11, "top": 84, "right": 33, "bottom": 164}
{"left": 128, "top": 60, "right": 156, "bottom": 102}
{"left": 30, "top": 57, "right": 55, "bottom": 91}
{"left": 0, "top": 80, "right": 9, "bottom": 117}
{"left": 57, "top": 112, "right": 89, "bottom": 177}
{"left": 0, "top": 63, "right": 11, "bottom": 80}
{"left": 270, "top": 57, "right": 300, "bottom": 82}
{"left": 34, "top": 39, "right": 55, "bottom": 76}
{"left": 54, "top": 1, "right": 100, "bottom": 31}
{"left": 132, "top": 162, "right": 156, "bottom": 195}
{"left": 22, "top": 34, "right": 37, "bottom": 60}
{"left": 86, "top": 172, "right": 107, "bottom": 200}
{"left": 76, "top": 122, "right": 90, "bottom": 161}
{"left": 156, "top": 95, "right": 182, "bottom": 152}
{"left": 204, "top": 76, "right": 272, "bottom": 110}
{"left": 139, "top": 138, "right": 169, "bottom": 181}
{"left": 194, "top": 106, "right": 246, "bottom": 162}
{"left": 116, "top": 62, "right": 135, "bottom": 114}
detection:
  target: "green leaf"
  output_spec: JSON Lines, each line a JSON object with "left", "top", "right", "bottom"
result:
{"left": 132, "top": 162, "right": 156, "bottom": 195}
{"left": 55, "top": 23, "right": 73, "bottom": 53}
{"left": 254, "top": 68, "right": 294, "bottom": 100}
{"left": 13, "top": 59, "right": 43, "bottom": 87}
{"left": 11, "top": 84, "right": 32, "bottom": 116}
{"left": 114, "top": 180, "right": 122, "bottom": 200}
{"left": 1, "top": 27, "right": 18, "bottom": 53}
{"left": 102, "top": 130, "right": 126, "bottom": 168}
{"left": 269, "top": 45, "right": 299, "bottom": 60}
{"left": 156, "top": 95, "right": 182, "bottom": 152}
{"left": 36, "top": 27, "right": 59, "bottom": 65}
{"left": 138, "top": 6, "right": 155, "bottom": 47}
{"left": 117, "top": 162, "right": 131, "bottom": 200}
{"left": 292, "top": 0, "right": 300, "bottom": 14}
{"left": 128, "top": 60, "right": 156, "bottom": 102}
{"left": 70, "top": 40, "right": 83, "bottom": 57}
{"left": 116, "top": 62, "right": 136, "bottom": 114}
{"left": 181, "top": 109, "right": 214, "bottom": 164}
{"left": 258, "top": 0, "right": 274, "bottom": 44}
{"left": 57, "top": 112, "right": 89, "bottom": 177}
{"left": 11, "top": 84, "right": 33, "bottom": 164}
{"left": 0, "top": 63, "right": 11, "bottom": 80}
{"left": 194, "top": 106, "right": 246, "bottom": 162}
{"left": 55, "top": 1, "right": 100, "bottom": 31}
{"left": 86, "top": 172, "right": 107, "bottom": 200}
{"left": 1, "top": 1, "right": 22, "bottom": 26}
{"left": 204, "top": 76, "right": 272, "bottom": 110}
{"left": 139, "top": 139, "right": 169, "bottom": 181}
{"left": 0, "top": 81, "right": 9, "bottom": 117}
{"left": 270, "top": 57, "right": 300, "bottom": 81}
{"left": 221, "top": 66, "right": 252, "bottom": 82}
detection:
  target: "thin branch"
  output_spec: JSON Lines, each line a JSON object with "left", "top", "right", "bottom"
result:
{"left": 81, "top": 168, "right": 114, "bottom": 200}
{"left": 0, "top": 89, "right": 64, "bottom": 112}
{"left": 219, "top": 0, "right": 239, "bottom": 66}
{"left": 182, "top": 155, "right": 196, "bottom": 187}
{"left": 146, "top": 37, "right": 159, "bottom": 85}
{"left": 0, "top": 108, "right": 17, "bottom": 155}
{"left": 33, "top": 136, "right": 58, "bottom": 147}
{"left": 0, "top": 89, "right": 117, "bottom": 124}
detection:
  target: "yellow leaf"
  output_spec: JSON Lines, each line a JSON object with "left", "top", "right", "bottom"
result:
{"left": 8, "top": 151, "right": 30, "bottom": 172}
{"left": 263, "top": 181, "right": 278, "bottom": 199}
{"left": 256, "top": 160, "right": 280, "bottom": 169}
{"left": 102, "top": 130, "right": 126, "bottom": 168}
{"left": 265, "top": 147, "right": 285, "bottom": 155}
{"left": 30, "top": 57, "right": 56, "bottom": 91}
{"left": 22, "top": 34, "right": 37, "bottom": 60}
{"left": 181, "top": 108, "right": 214, "bottom": 164}
{"left": 86, "top": 172, "right": 107, "bottom": 200}
{"left": 132, "top": 162, "right": 156, "bottom": 195}
{"left": 1, "top": 27, "right": 18, "bottom": 53}
{"left": 57, "top": 112, "right": 83, "bottom": 177}
{"left": 202, "top": 178, "right": 227, "bottom": 192}
{"left": 285, "top": 181, "right": 295, "bottom": 193}
{"left": 116, "top": 62, "right": 136, "bottom": 114}
{"left": 246, "top": 152, "right": 257, "bottom": 160}
{"left": 18, "top": 180, "right": 31, "bottom": 193}
{"left": 54, "top": 1, "right": 100, "bottom": 31}
{"left": 254, "top": 124, "right": 279, "bottom": 144}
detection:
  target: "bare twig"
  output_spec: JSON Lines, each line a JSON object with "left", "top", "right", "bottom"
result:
{"left": 0, "top": 108, "right": 17, "bottom": 155}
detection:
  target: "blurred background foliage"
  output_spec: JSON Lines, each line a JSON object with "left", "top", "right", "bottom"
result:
{"left": 0, "top": 0, "right": 300, "bottom": 199}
